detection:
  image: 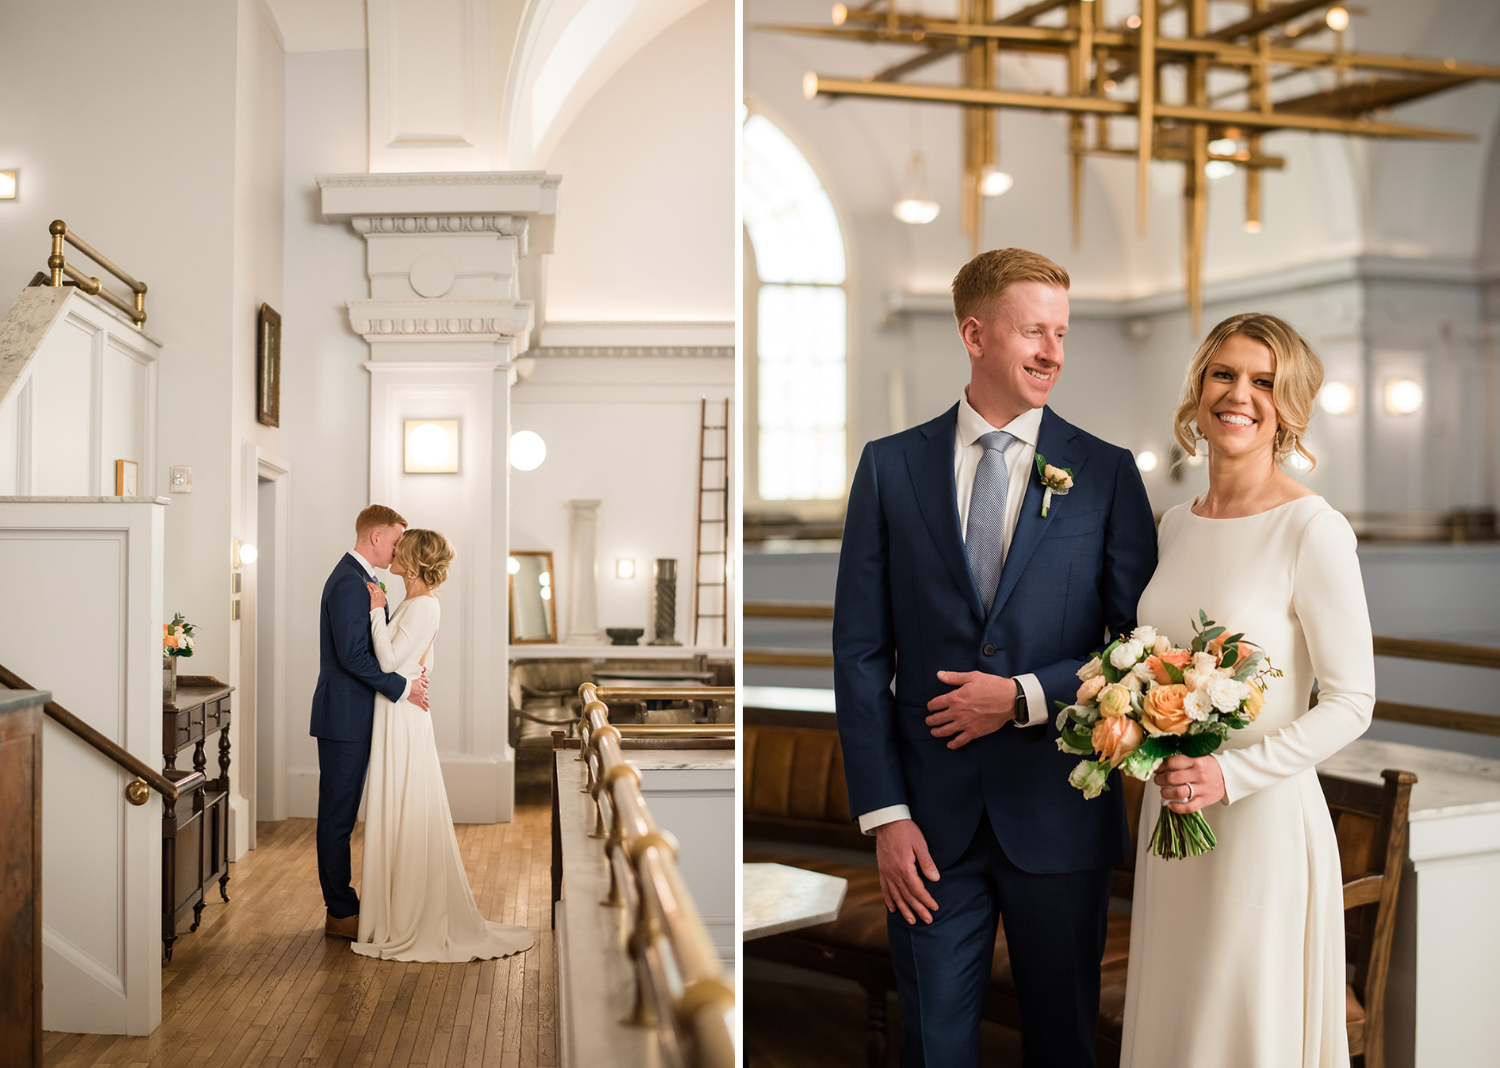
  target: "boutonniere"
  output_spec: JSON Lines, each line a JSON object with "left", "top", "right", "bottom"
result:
{"left": 378, "top": 581, "right": 387, "bottom": 593}
{"left": 1035, "top": 453, "right": 1074, "bottom": 517}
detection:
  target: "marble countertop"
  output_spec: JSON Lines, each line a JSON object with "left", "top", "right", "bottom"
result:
{"left": 510, "top": 643, "right": 730, "bottom": 660}
{"left": 1320, "top": 738, "right": 1500, "bottom": 819}
{"left": 0, "top": 496, "right": 170, "bottom": 505}
{"left": 742, "top": 685, "right": 837, "bottom": 714}
{"left": 626, "top": 749, "right": 736, "bottom": 772}
{"left": 743, "top": 862, "right": 848, "bottom": 940}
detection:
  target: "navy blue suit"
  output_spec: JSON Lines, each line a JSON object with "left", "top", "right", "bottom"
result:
{"left": 833, "top": 404, "right": 1157, "bottom": 1067}
{"left": 311, "top": 552, "right": 408, "bottom": 918}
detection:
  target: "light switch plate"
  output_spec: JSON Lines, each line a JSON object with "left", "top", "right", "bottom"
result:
{"left": 169, "top": 466, "right": 193, "bottom": 493}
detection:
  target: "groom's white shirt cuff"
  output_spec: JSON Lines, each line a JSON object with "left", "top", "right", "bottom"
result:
{"left": 349, "top": 551, "right": 413, "bottom": 704}
{"left": 858, "top": 672, "right": 1048, "bottom": 834}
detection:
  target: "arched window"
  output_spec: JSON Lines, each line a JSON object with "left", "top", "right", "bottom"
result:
{"left": 742, "top": 113, "right": 848, "bottom": 503}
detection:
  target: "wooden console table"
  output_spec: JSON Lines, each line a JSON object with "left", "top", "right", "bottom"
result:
{"left": 162, "top": 675, "right": 233, "bottom": 961}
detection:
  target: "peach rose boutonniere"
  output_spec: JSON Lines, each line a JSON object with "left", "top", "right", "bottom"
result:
{"left": 1034, "top": 453, "right": 1074, "bottom": 517}
{"left": 1052, "top": 612, "right": 1284, "bottom": 859}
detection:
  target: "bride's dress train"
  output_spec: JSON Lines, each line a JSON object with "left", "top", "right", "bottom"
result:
{"left": 353, "top": 595, "right": 534, "bottom": 963}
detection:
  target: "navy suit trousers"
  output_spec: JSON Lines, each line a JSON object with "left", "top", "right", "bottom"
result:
{"left": 886, "top": 813, "right": 1112, "bottom": 1068}
{"left": 317, "top": 738, "right": 371, "bottom": 918}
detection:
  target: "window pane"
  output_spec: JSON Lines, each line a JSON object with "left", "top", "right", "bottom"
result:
{"left": 743, "top": 114, "right": 846, "bottom": 285}
{"left": 758, "top": 284, "right": 846, "bottom": 500}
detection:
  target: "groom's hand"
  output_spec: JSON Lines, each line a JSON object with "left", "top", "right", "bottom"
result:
{"left": 874, "top": 819, "right": 940, "bottom": 925}
{"left": 410, "top": 671, "right": 430, "bottom": 712}
{"left": 926, "top": 671, "right": 1017, "bottom": 748}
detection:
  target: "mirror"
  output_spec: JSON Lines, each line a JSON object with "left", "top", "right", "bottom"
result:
{"left": 509, "top": 551, "right": 558, "bottom": 644}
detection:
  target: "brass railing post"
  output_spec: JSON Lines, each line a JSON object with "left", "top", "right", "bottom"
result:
{"left": 48, "top": 219, "right": 66, "bottom": 286}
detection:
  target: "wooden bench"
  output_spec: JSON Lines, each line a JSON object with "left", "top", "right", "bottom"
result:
{"left": 744, "top": 709, "right": 1414, "bottom": 1068}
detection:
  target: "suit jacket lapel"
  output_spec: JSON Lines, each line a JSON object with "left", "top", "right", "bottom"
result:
{"left": 988, "top": 407, "right": 1084, "bottom": 620}
{"left": 906, "top": 406, "right": 986, "bottom": 624}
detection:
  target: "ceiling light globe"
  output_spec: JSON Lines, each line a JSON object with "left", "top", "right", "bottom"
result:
{"left": 980, "top": 168, "right": 1014, "bottom": 197}
{"left": 1136, "top": 450, "right": 1159, "bottom": 472}
{"left": 510, "top": 429, "right": 547, "bottom": 471}
{"left": 1326, "top": 6, "right": 1350, "bottom": 31}
{"left": 893, "top": 199, "right": 940, "bottom": 224}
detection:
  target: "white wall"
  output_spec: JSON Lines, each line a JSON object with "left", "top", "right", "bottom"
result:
{"left": 279, "top": 48, "right": 378, "bottom": 814}
{"left": 541, "top": 0, "right": 734, "bottom": 322}
{"left": 511, "top": 357, "right": 734, "bottom": 643}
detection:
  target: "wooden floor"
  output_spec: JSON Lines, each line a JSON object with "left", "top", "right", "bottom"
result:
{"left": 44, "top": 753, "right": 556, "bottom": 1068}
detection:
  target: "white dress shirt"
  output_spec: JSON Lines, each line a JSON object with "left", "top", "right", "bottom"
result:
{"left": 857, "top": 393, "right": 1049, "bottom": 835}
{"left": 347, "top": 550, "right": 413, "bottom": 704}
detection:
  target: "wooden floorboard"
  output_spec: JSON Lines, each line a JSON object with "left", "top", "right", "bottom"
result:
{"left": 44, "top": 754, "right": 556, "bottom": 1068}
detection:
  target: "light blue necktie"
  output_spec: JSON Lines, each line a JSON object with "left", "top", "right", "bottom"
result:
{"left": 966, "top": 430, "right": 1014, "bottom": 614}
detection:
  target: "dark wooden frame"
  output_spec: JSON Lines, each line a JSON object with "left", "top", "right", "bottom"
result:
{"left": 257, "top": 303, "right": 281, "bottom": 427}
{"left": 162, "top": 676, "right": 234, "bottom": 961}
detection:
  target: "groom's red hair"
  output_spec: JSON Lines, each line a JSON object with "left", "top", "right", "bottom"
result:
{"left": 952, "top": 247, "right": 1070, "bottom": 323}
{"left": 355, "top": 504, "right": 408, "bottom": 539}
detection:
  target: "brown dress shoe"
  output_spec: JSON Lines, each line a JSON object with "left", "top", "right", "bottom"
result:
{"left": 325, "top": 911, "right": 359, "bottom": 940}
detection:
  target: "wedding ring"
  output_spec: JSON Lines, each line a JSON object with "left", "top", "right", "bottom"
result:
{"left": 1184, "top": 782, "right": 1195, "bottom": 803}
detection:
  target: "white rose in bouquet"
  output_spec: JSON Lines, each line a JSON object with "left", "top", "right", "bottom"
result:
{"left": 1130, "top": 625, "right": 1157, "bottom": 647}
{"left": 1184, "top": 688, "right": 1214, "bottom": 721}
{"left": 1152, "top": 635, "right": 1173, "bottom": 657}
{"left": 1191, "top": 651, "right": 1220, "bottom": 676}
{"left": 1208, "top": 677, "right": 1251, "bottom": 714}
{"left": 1076, "top": 657, "right": 1104, "bottom": 681}
{"left": 1131, "top": 661, "right": 1155, "bottom": 683}
{"left": 1110, "top": 640, "right": 1144, "bottom": 670}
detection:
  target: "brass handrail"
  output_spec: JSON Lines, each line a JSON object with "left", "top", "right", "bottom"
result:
{"left": 593, "top": 686, "right": 736, "bottom": 702}
{"left": 744, "top": 601, "right": 836, "bottom": 620}
{"left": 744, "top": 650, "right": 836, "bottom": 669}
{"left": 576, "top": 682, "right": 735, "bottom": 1067}
{"left": 0, "top": 663, "right": 197, "bottom": 804}
{"left": 44, "top": 219, "right": 148, "bottom": 328}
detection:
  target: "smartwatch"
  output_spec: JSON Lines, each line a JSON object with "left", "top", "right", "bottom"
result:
{"left": 1013, "top": 688, "right": 1027, "bottom": 726}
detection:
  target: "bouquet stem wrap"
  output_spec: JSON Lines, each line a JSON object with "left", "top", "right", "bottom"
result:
{"left": 1149, "top": 805, "right": 1218, "bottom": 860}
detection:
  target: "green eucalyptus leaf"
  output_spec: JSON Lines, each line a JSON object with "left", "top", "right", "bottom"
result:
{"left": 1180, "top": 732, "right": 1223, "bottom": 758}
{"left": 1162, "top": 659, "right": 1185, "bottom": 685}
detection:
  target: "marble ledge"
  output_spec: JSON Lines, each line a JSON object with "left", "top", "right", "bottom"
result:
{"left": 0, "top": 496, "right": 170, "bottom": 505}
{"left": 510, "top": 643, "right": 730, "bottom": 660}
{"left": 0, "top": 686, "right": 51, "bottom": 715}
{"left": 626, "top": 749, "right": 736, "bottom": 773}
{"left": 1319, "top": 738, "right": 1500, "bottom": 820}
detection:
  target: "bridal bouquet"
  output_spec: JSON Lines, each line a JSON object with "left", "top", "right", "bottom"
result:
{"left": 1055, "top": 612, "right": 1280, "bottom": 859}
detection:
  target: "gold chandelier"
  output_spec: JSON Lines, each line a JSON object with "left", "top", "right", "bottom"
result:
{"left": 760, "top": 1, "right": 1500, "bottom": 330}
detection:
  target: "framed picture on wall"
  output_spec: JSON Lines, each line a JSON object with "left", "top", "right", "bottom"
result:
{"left": 114, "top": 459, "right": 138, "bottom": 496}
{"left": 257, "top": 303, "right": 281, "bottom": 427}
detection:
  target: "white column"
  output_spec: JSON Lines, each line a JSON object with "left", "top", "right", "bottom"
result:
{"left": 319, "top": 172, "right": 558, "bottom": 823}
{"left": 566, "top": 498, "right": 602, "bottom": 644}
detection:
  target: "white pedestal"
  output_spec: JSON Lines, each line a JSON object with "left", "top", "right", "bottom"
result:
{"left": 565, "top": 498, "right": 602, "bottom": 644}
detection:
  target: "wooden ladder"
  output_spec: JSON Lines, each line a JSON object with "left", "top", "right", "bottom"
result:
{"left": 692, "top": 397, "right": 730, "bottom": 646}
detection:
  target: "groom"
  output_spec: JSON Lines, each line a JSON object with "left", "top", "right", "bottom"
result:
{"left": 834, "top": 248, "right": 1157, "bottom": 1066}
{"left": 311, "top": 503, "right": 429, "bottom": 939}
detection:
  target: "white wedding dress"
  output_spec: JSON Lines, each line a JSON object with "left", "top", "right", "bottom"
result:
{"left": 352, "top": 594, "right": 534, "bottom": 963}
{"left": 1119, "top": 496, "right": 1374, "bottom": 1068}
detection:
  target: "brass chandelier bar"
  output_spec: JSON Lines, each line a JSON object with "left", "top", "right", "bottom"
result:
{"left": 761, "top": 0, "right": 1500, "bottom": 332}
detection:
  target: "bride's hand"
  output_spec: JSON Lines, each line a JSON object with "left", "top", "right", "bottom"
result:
{"left": 368, "top": 582, "right": 386, "bottom": 609}
{"left": 1154, "top": 754, "right": 1225, "bottom": 813}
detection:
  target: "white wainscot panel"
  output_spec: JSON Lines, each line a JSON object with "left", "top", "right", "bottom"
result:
{"left": 0, "top": 502, "right": 165, "bottom": 1035}
{"left": 100, "top": 339, "right": 149, "bottom": 491}
{"left": 633, "top": 750, "right": 735, "bottom": 963}
{"left": 31, "top": 315, "right": 96, "bottom": 494}
{"left": 0, "top": 387, "right": 17, "bottom": 494}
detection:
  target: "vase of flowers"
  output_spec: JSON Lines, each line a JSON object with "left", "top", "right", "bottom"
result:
{"left": 163, "top": 612, "right": 196, "bottom": 704}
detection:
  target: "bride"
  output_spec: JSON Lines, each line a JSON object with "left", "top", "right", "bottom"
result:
{"left": 1119, "top": 313, "right": 1374, "bottom": 1067}
{"left": 353, "top": 528, "right": 534, "bottom": 963}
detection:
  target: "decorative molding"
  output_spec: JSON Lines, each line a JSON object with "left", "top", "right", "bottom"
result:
{"left": 539, "top": 319, "right": 735, "bottom": 349}
{"left": 351, "top": 214, "right": 529, "bottom": 236}
{"left": 530, "top": 346, "right": 734, "bottom": 359}
{"left": 318, "top": 171, "right": 561, "bottom": 189}
{"left": 347, "top": 299, "right": 533, "bottom": 340}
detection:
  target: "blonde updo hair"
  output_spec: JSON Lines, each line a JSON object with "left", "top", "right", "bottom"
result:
{"left": 393, "top": 528, "right": 454, "bottom": 591}
{"left": 1173, "top": 312, "right": 1323, "bottom": 471}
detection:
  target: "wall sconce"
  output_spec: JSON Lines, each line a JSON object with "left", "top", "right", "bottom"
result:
{"left": 507, "top": 556, "right": 520, "bottom": 574}
{"left": 1135, "top": 450, "right": 1159, "bottom": 472}
{"left": 404, "top": 420, "right": 459, "bottom": 473}
{"left": 509, "top": 429, "right": 547, "bottom": 471}
{"left": 233, "top": 539, "right": 258, "bottom": 568}
{"left": 0, "top": 171, "right": 16, "bottom": 200}
{"left": 616, "top": 559, "right": 636, "bottom": 579}
{"left": 1384, "top": 379, "right": 1423, "bottom": 416}
{"left": 1318, "top": 381, "right": 1355, "bottom": 415}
